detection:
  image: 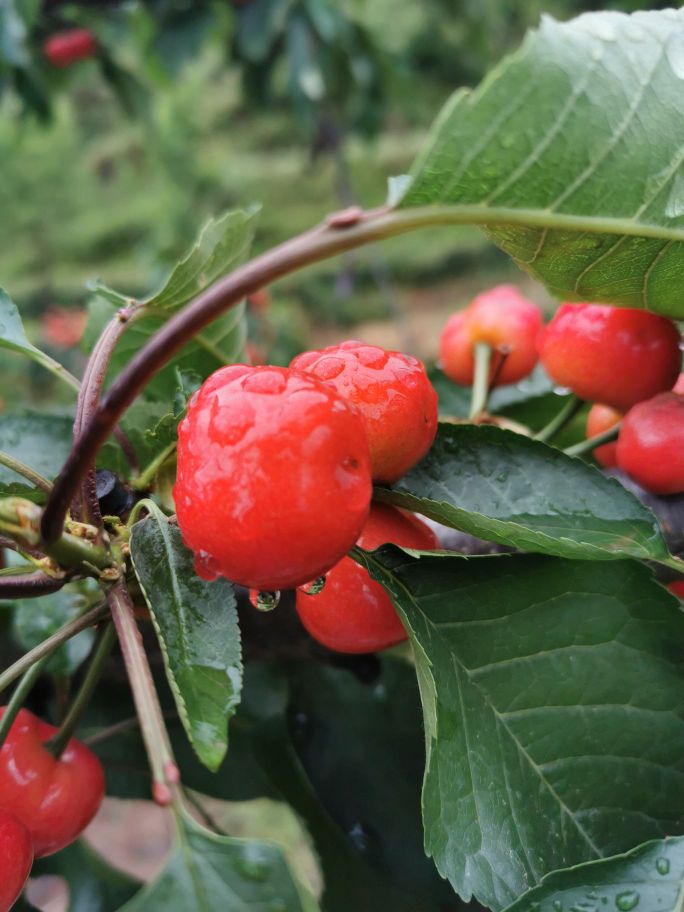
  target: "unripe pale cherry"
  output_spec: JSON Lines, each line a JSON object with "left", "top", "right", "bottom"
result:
{"left": 538, "top": 304, "right": 681, "bottom": 412}
{"left": 296, "top": 503, "right": 439, "bottom": 654}
{"left": 291, "top": 340, "right": 437, "bottom": 483}
{"left": 616, "top": 393, "right": 684, "bottom": 495}
{"left": 586, "top": 403, "right": 622, "bottom": 468}
{"left": 174, "top": 365, "right": 372, "bottom": 591}
{"left": 439, "top": 284, "right": 542, "bottom": 388}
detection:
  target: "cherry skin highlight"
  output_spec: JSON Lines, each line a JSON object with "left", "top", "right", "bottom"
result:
{"left": 439, "top": 285, "right": 542, "bottom": 388}
{"left": 43, "top": 29, "right": 98, "bottom": 67}
{"left": 296, "top": 503, "right": 439, "bottom": 654}
{"left": 291, "top": 340, "right": 437, "bottom": 483}
{"left": 0, "top": 810, "right": 33, "bottom": 911}
{"left": 616, "top": 393, "right": 684, "bottom": 495}
{"left": 0, "top": 708, "right": 105, "bottom": 858}
{"left": 586, "top": 404, "right": 622, "bottom": 468}
{"left": 538, "top": 304, "right": 681, "bottom": 412}
{"left": 174, "top": 365, "right": 372, "bottom": 591}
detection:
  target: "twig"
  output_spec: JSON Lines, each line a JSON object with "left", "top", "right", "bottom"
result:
{"left": 46, "top": 622, "right": 116, "bottom": 758}
{"left": 0, "top": 452, "right": 52, "bottom": 495}
{"left": 0, "top": 602, "right": 109, "bottom": 694}
{"left": 0, "top": 572, "right": 66, "bottom": 600}
{"left": 534, "top": 395, "right": 585, "bottom": 443}
{"left": 0, "top": 655, "right": 51, "bottom": 750}
{"left": 107, "top": 580, "right": 180, "bottom": 805}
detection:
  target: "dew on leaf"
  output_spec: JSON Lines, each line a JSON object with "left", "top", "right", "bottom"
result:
{"left": 615, "top": 891, "right": 639, "bottom": 911}
{"left": 656, "top": 857, "right": 670, "bottom": 875}
{"left": 236, "top": 848, "right": 270, "bottom": 882}
{"left": 552, "top": 901, "right": 563, "bottom": 912}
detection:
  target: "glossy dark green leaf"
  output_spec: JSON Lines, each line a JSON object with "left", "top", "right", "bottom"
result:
{"left": 12, "top": 585, "right": 95, "bottom": 676}
{"left": 118, "top": 808, "right": 317, "bottom": 912}
{"left": 356, "top": 547, "right": 684, "bottom": 910}
{"left": 376, "top": 424, "right": 670, "bottom": 562}
{"left": 0, "top": 413, "right": 73, "bottom": 502}
{"left": 236, "top": 0, "right": 293, "bottom": 63}
{"left": 399, "top": 9, "right": 684, "bottom": 317}
{"left": 130, "top": 512, "right": 242, "bottom": 771}
{"left": 286, "top": 661, "right": 462, "bottom": 909}
{"left": 32, "top": 840, "right": 141, "bottom": 912}
{"left": 502, "top": 836, "right": 684, "bottom": 912}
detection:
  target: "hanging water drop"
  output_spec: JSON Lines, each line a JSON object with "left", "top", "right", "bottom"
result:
{"left": 249, "top": 589, "right": 281, "bottom": 611}
{"left": 299, "top": 576, "right": 326, "bottom": 595}
{"left": 656, "top": 857, "right": 670, "bottom": 875}
{"left": 615, "top": 891, "right": 639, "bottom": 911}
{"left": 236, "top": 847, "right": 270, "bottom": 882}
{"left": 552, "top": 901, "right": 563, "bottom": 912}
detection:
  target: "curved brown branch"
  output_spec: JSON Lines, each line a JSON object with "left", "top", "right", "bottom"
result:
{"left": 41, "top": 206, "right": 416, "bottom": 543}
{"left": 0, "top": 572, "right": 67, "bottom": 599}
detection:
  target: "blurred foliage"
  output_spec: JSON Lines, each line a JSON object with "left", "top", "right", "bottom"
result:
{"left": 0, "top": 0, "right": 666, "bottom": 410}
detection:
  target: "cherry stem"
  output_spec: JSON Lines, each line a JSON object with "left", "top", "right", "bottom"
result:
{"left": 40, "top": 203, "right": 510, "bottom": 545}
{"left": 46, "top": 622, "right": 116, "bottom": 759}
{"left": 563, "top": 425, "right": 620, "bottom": 458}
{"left": 469, "top": 342, "right": 493, "bottom": 419}
{"left": 107, "top": 580, "right": 180, "bottom": 805}
{"left": 132, "top": 440, "right": 177, "bottom": 491}
{"left": 0, "top": 451, "right": 53, "bottom": 495}
{"left": 0, "top": 654, "right": 51, "bottom": 750}
{"left": 534, "top": 394, "right": 585, "bottom": 443}
{"left": 0, "top": 602, "right": 110, "bottom": 695}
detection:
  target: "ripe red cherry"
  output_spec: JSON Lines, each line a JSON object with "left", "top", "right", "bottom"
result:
{"left": 43, "top": 29, "right": 98, "bottom": 68}
{"left": 586, "top": 404, "right": 622, "bottom": 468}
{"left": 296, "top": 503, "right": 439, "bottom": 653}
{"left": 538, "top": 304, "right": 681, "bottom": 411}
{"left": 616, "top": 393, "right": 684, "bottom": 495}
{"left": 0, "top": 810, "right": 32, "bottom": 911}
{"left": 174, "top": 365, "right": 372, "bottom": 591}
{"left": 439, "top": 285, "right": 542, "bottom": 388}
{"left": 668, "top": 580, "right": 684, "bottom": 600}
{"left": 291, "top": 340, "right": 437, "bottom": 484}
{"left": 0, "top": 707, "right": 105, "bottom": 857}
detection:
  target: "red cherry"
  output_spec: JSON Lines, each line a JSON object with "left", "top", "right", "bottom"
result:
{"left": 586, "top": 404, "right": 622, "bottom": 468}
{"left": 439, "top": 285, "right": 542, "bottom": 388}
{"left": 0, "top": 810, "right": 32, "bottom": 911}
{"left": 538, "top": 304, "right": 681, "bottom": 411}
{"left": 296, "top": 503, "right": 439, "bottom": 653}
{"left": 42, "top": 29, "right": 98, "bottom": 68}
{"left": 0, "top": 708, "right": 105, "bottom": 857}
{"left": 174, "top": 365, "right": 372, "bottom": 591}
{"left": 616, "top": 393, "right": 684, "bottom": 495}
{"left": 291, "top": 340, "right": 437, "bottom": 483}
{"left": 668, "top": 580, "right": 684, "bottom": 600}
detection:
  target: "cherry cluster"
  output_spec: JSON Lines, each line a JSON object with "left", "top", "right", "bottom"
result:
{"left": 0, "top": 709, "right": 104, "bottom": 909}
{"left": 174, "top": 342, "right": 440, "bottom": 654}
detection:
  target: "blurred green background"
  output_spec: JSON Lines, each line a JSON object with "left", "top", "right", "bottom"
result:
{"left": 0, "top": 0, "right": 672, "bottom": 407}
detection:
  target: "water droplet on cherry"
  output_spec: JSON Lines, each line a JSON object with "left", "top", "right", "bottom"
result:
{"left": 299, "top": 576, "right": 326, "bottom": 595}
{"left": 249, "top": 589, "right": 280, "bottom": 611}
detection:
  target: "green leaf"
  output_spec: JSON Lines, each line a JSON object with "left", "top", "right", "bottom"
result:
{"left": 399, "top": 9, "right": 684, "bottom": 317}
{"left": 0, "top": 287, "right": 40, "bottom": 357}
{"left": 502, "top": 836, "right": 684, "bottom": 912}
{"left": 130, "top": 511, "right": 242, "bottom": 771}
{"left": 145, "top": 208, "right": 260, "bottom": 312}
{"left": 85, "top": 208, "right": 257, "bottom": 401}
{"left": 0, "top": 413, "right": 73, "bottom": 502}
{"left": 376, "top": 424, "right": 670, "bottom": 562}
{"left": 13, "top": 585, "right": 95, "bottom": 676}
{"left": 118, "top": 808, "right": 317, "bottom": 912}
{"left": 356, "top": 548, "right": 684, "bottom": 910}
{"left": 32, "top": 840, "right": 141, "bottom": 912}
